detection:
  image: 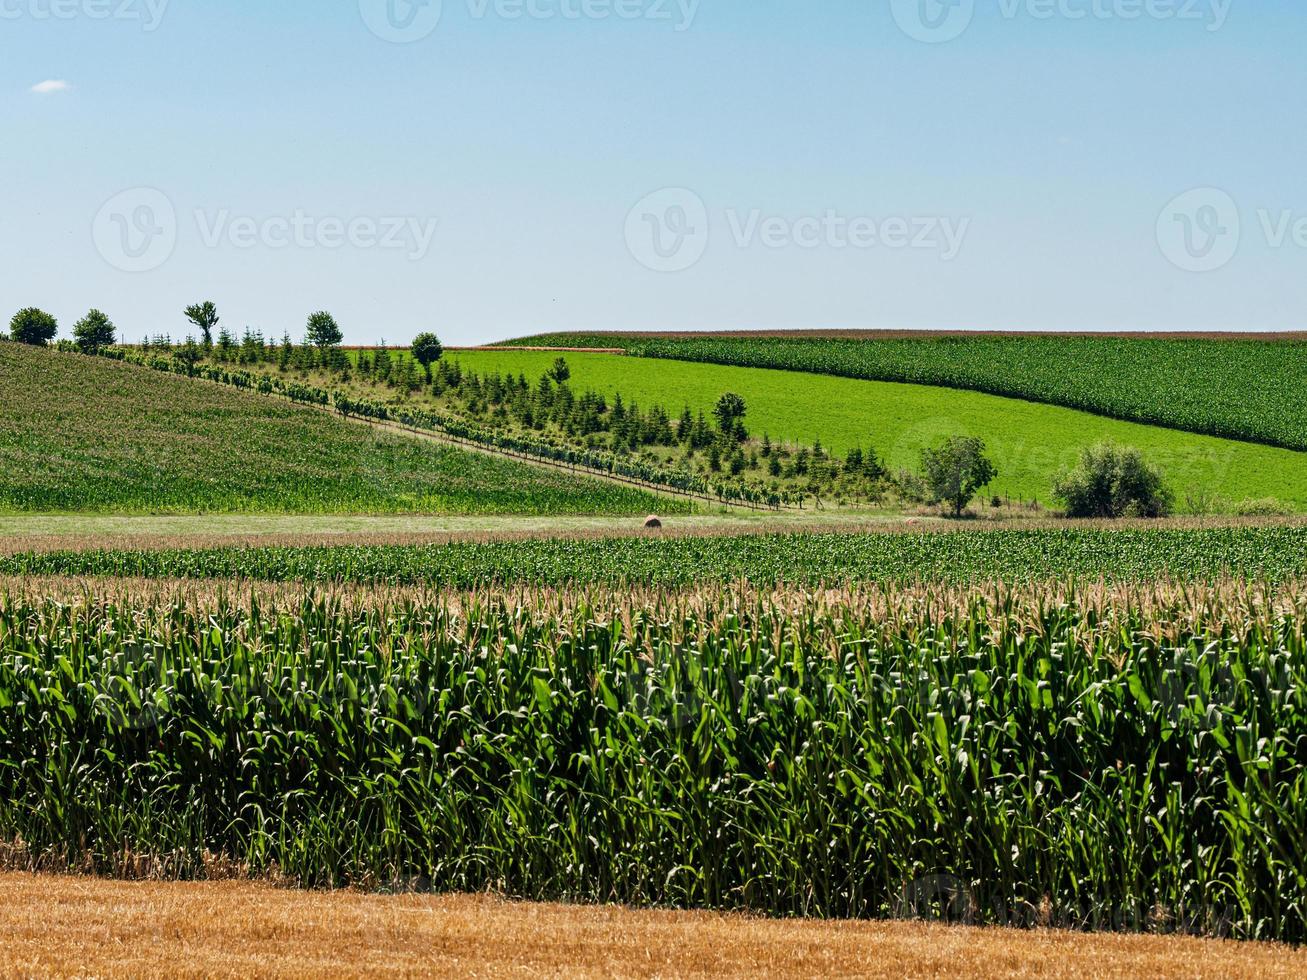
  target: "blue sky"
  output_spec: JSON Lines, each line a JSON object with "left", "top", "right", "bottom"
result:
{"left": 2, "top": 1, "right": 1304, "bottom": 345}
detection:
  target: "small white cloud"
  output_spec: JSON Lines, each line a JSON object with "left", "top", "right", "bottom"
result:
{"left": 31, "top": 80, "right": 71, "bottom": 95}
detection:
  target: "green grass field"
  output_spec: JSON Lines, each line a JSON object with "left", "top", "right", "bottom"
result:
{"left": 448, "top": 349, "right": 1307, "bottom": 509}
{"left": 0, "top": 343, "right": 674, "bottom": 516}
{"left": 502, "top": 332, "right": 1307, "bottom": 451}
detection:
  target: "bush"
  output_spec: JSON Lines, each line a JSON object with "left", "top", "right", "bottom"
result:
{"left": 1184, "top": 486, "right": 1228, "bottom": 516}
{"left": 9, "top": 308, "right": 58, "bottom": 346}
{"left": 1053, "top": 444, "right": 1172, "bottom": 519}
{"left": 1232, "top": 497, "right": 1291, "bottom": 517}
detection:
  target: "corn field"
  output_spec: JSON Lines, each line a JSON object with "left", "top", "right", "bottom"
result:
{"left": 1, "top": 582, "right": 1305, "bottom": 940}
{"left": 4, "top": 523, "right": 1306, "bottom": 587}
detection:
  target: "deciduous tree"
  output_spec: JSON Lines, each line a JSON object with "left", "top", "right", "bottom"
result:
{"left": 306, "top": 311, "right": 343, "bottom": 352}
{"left": 10, "top": 308, "right": 58, "bottom": 346}
{"left": 184, "top": 302, "right": 219, "bottom": 348}
{"left": 73, "top": 309, "right": 115, "bottom": 354}
{"left": 411, "top": 332, "right": 444, "bottom": 380}
{"left": 920, "top": 436, "right": 998, "bottom": 518}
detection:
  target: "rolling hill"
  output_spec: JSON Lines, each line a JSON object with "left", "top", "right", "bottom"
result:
{"left": 0, "top": 342, "right": 675, "bottom": 516}
{"left": 497, "top": 332, "right": 1307, "bottom": 452}
{"left": 448, "top": 348, "right": 1307, "bottom": 509}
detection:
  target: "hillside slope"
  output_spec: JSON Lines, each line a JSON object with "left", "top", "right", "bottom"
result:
{"left": 499, "top": 332, "right": 1307, "bottom": 452}
{"left": 0, "top": 343, "right": 675, "bottom": 515}
{"left": 450, "top": 349, "right": 1307, "bottom": 509}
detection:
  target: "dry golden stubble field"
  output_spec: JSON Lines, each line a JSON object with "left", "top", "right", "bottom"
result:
{"left": 1, "top": 873, "right": 1304, "bottom": 979}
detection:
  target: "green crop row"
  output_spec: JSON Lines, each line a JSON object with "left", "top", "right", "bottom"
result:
{"left": 504, "top": 333, "right": 1307, "bottom": 452}
{"left": 5, "top": 524, "right": 1306, "bottom": 586}
{"left": 2, "top": 586, "right": 1305, "bottom": 938}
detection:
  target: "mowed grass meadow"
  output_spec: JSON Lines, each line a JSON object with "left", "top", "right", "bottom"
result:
{"left": 447, "top": 350, "right": 1307, "bottom": 509}
{"left": 0, "top": 343, "right": 674, "bottom": 516}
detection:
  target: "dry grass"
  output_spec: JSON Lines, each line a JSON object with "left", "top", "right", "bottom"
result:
{"left": 0, "top": 874, "right": 1301, "bottom": 979}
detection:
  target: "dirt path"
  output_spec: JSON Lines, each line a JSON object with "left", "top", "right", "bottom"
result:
{"left": 0, "top": 874, "right": 1301, "bottom": 979}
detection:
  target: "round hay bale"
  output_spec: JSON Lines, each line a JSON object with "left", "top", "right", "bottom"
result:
{"left": 643, "top": 515, "right": 664, "bottom": 530}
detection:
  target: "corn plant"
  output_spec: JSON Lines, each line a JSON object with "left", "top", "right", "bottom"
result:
{"left": 1, "top": 583, "right": 1304, "bottom": 940}
{"left": 4, "top": 524, "right": 1306, "bottom": 587}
